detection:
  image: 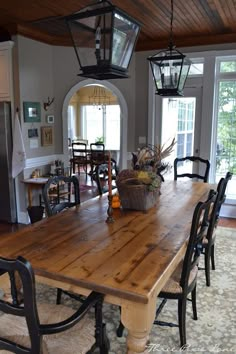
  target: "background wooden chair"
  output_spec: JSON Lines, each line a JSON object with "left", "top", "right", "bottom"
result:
{"left": 42, "top": 175, "right": 80, "bottom": 217}
{"left": 0, "top": 256, "right": 109, "bottom": 354}
{"left": 201, "top": 171, "right": 233, "bottom": 286}
{"left": 90, "top": 143, "right": 106, "bottom": 177}
{"left": 174, "top": 156, "right": 210, "bottom": 182}
{"left": 70, "top": 142, "right": 89, "bottom": 177}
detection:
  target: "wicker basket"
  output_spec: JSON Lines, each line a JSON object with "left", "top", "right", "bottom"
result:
{"left": 117, "top": 181, "right": 160, "bottom": 211}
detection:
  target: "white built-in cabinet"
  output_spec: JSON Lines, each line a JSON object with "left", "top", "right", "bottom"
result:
{"left": 0, "top": 41, "right": 14, "bottom": 101}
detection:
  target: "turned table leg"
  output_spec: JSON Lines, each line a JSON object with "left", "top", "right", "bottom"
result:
{"left": 121, "top": 295, "right": 157, "bottom": 354}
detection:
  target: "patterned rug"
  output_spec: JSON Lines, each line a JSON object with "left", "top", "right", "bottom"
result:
{"left": 0, "top": 227, "right": 235, "bottom": 354}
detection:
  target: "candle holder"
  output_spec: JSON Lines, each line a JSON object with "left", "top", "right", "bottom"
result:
{"left": 106, "top": 195, "right": 114, "bottom": 223}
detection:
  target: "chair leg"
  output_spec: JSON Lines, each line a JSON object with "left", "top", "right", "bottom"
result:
{"left": 211, "top": 244, "right": 216, "bottom": 270}
{"left": 116, "top": 306, "right": 125, "bottom": 337}
{"left": 204, "top": 247, "right": 211, "bottom": 287}
{"left": 56, "top": 288, "right": 62, "bottom": 304}
{"left": 178, "top": 298, "right": 187, "bottom": 348}
{"left": 89, "top": 298, "right": 110, "bottom": 354}
{"left": 191, "top": 285, "right": 198, "bottom": 320}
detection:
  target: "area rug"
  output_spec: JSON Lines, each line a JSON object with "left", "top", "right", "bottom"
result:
{"left": 0, "top": 227, "right": 235, "bottom": 354}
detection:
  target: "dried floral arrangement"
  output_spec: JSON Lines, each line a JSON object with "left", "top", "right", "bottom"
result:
{"left": 132, "top": 138, "right": 176, "bottom": 181}
{"left": 116, "top": 169, "right": 161, "bottom": 192}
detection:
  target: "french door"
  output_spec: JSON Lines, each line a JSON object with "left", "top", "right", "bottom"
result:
{"left": 212, "top": 79, "right": 236, "bottom": 201}
{"left": 158, "top": 87, "right": 203, "bottom": 179}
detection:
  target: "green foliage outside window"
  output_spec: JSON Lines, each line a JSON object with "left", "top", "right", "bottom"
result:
{"left": 216, "top": 81, "right": 236, "bottom": 174}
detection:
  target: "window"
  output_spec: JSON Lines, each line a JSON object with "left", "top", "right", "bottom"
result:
{"left": 82, "top": 105, "right": 120, "bottom": 150}
{"left": 215, "top": 80, "right": 236, "bottom": 176}
{"left": 220, "top": 60, "right": 236, "bottom": 73}
{"left": 177, "top": 134, "right": 184, "bottom": 158}
{"left": 176, "top": 99, "right": 195, "bottom": 158}
{"left": 213, "top": 56, "right": 236, "bottom": 200}
{"left": 68, "top": 104, "right": 76, "bottom": 141}
{"left": 188, "top": 59, "right": 204, "bottom": 76}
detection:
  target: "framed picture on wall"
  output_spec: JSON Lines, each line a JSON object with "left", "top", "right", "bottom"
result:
{"left": 41, "top": 126, "right": 53, "bottom": 146}
{"left": 23, "top": 102, "right": 41, "bottom": 122}
{"left": 46, "top": 115, "right": 54, "bottom": 124}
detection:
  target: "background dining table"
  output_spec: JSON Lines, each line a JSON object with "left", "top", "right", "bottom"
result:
{"left": 0, "top": 180, "right": 212, "bottom": 353}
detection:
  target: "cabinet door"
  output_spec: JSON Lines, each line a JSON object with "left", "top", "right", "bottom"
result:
{"left": 0, "top": 43, "right": 13, "bottom": 101}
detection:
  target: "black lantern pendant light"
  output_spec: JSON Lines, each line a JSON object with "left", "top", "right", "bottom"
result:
{"left": 147, "top": 0, "right": 191, "bottom": 96}
{"left": 65, "top": 0, "right": 140, "bottom": 80}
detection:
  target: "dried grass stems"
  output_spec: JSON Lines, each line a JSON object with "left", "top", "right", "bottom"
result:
{"left": 133, "top": 138, "right": 176, "bottom": 171}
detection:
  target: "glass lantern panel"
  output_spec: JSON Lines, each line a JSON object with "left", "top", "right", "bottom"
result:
{"left": 111, "top": 12, "right": 139, "bottom": 69}
{"left": 178, "top": 60, "right": 191, "bottom": 91}
{"left": 151, "top": 62, "right": 162, "bottom": 90}
{"left": 68, "top": 13, "right": 112, "bottom": 68}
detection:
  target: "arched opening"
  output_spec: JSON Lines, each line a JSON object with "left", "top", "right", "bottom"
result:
{"left": 62, "top": 79, "right": 128, "bottom": 170}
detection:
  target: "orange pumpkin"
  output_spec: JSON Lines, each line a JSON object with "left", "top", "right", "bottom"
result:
{"left": 112, "top": 194, "right": 121, "bottom": 208}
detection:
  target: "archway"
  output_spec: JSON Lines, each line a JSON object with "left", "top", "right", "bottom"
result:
{"left": 62, "top": 79, "right": 128, "bottom": 170}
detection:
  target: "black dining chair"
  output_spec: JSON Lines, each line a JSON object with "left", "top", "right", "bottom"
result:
{"left": 0, "top": 256, "right": 109, "bottom": 354}
{"left": 174, "top": 156, "right": 210, "bottom": 182}
{"left": 42, "top": 175, "right": 82, "bottom": 304}
{"left": 90, "top": 143, "right": 106, "bottom": 177}
{"left": 42, "top": 175, "right": 80, "bottom": 217}
{"left": 152, "top": 191, "right": 215, "bottom": 347}
{"left": 201, "top": 171, "right": 233, "bottom": 286}
{"left": 117, "top": 191, "right": 216, "bottom": 347}
{"left": 94, "top": 159, "right": 119, "bottom": 195}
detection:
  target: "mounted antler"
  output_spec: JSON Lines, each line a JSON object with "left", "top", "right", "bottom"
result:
{"left": 43, "top": 97, "right": 54, "bottom": 111}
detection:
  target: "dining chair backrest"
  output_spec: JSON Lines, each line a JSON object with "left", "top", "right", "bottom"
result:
{"left": 71, "top": 142, "right": 89, "bottom": 176}
{"left": 0, "top": 256, "right": 42, "bottom": 352}
{"left": 42, "top": 175, "right": 80, "bottom": 217}
{"left": 0, "top": 256, "right": 109, "bottom": 354}
{"left": 174, "top": 156, "right": 210, "bottom": 182}
{"left": 90, "top": 143, "right": 106, "bottom": 176}
{"left": 72, "top": 142, "right": 87, "bottom": 159}
{"left": 216, "top": 171, "right": 233, "bottom": 219}
{"left": 90, "top": 143, "right": 105, "bottom": 162}
{"left": 72, "top": 139, "right": 88, "bottom": 146}
{"left": 180, "top": 191, "right": 216, "bottom": 290}
{"left": 95, "top": 159, "right": 119, "bottom": 195}
{"left": 200, "top": 173, "right": 232, "bottom": 286}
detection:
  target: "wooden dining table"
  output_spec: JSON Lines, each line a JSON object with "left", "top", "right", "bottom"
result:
{"left": 0, "top": 180, "right": 212, "bottom": 353}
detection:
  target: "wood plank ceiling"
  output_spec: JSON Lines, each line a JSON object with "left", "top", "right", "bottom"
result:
{"left": 0, "top": 0, "right": 236, "bottom": 51}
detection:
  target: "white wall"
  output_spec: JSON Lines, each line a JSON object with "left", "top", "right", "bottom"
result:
{"left": 17, "top": 36, "right": 55, "bottom": 158}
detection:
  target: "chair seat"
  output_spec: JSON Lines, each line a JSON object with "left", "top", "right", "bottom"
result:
{"left": 161, "top": 261, "right": 198, "bottom": 294}
{"left": 0, "top": 303, "right": 95, "bottom": 354}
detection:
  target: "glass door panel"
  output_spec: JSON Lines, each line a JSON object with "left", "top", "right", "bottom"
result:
{"left": 213, "top": 80, "right": 236, "bottom": 200}
{"left": 161, "top": 88, "right": 202, "bottom": 180}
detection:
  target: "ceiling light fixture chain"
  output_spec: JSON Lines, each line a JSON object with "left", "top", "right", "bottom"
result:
{"left": 169, "top": 0, "right": 174, "bottom": 50}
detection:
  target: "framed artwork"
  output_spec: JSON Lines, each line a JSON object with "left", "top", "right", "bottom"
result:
{"left": 41, "top": 126, "right": 53, "bottom": 146}
{"left": 23, "top": 102, "right": 41, "bottom": 122}
{"left": 46, "top": 115, "right": 54, "bottom": 124}
{"left": 28, "top": 128, "right": 38, "bottom": 138}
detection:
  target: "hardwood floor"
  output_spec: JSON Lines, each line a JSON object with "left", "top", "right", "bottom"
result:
{"left": 218, "top": 217, "right": 236, "bottom": 228}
